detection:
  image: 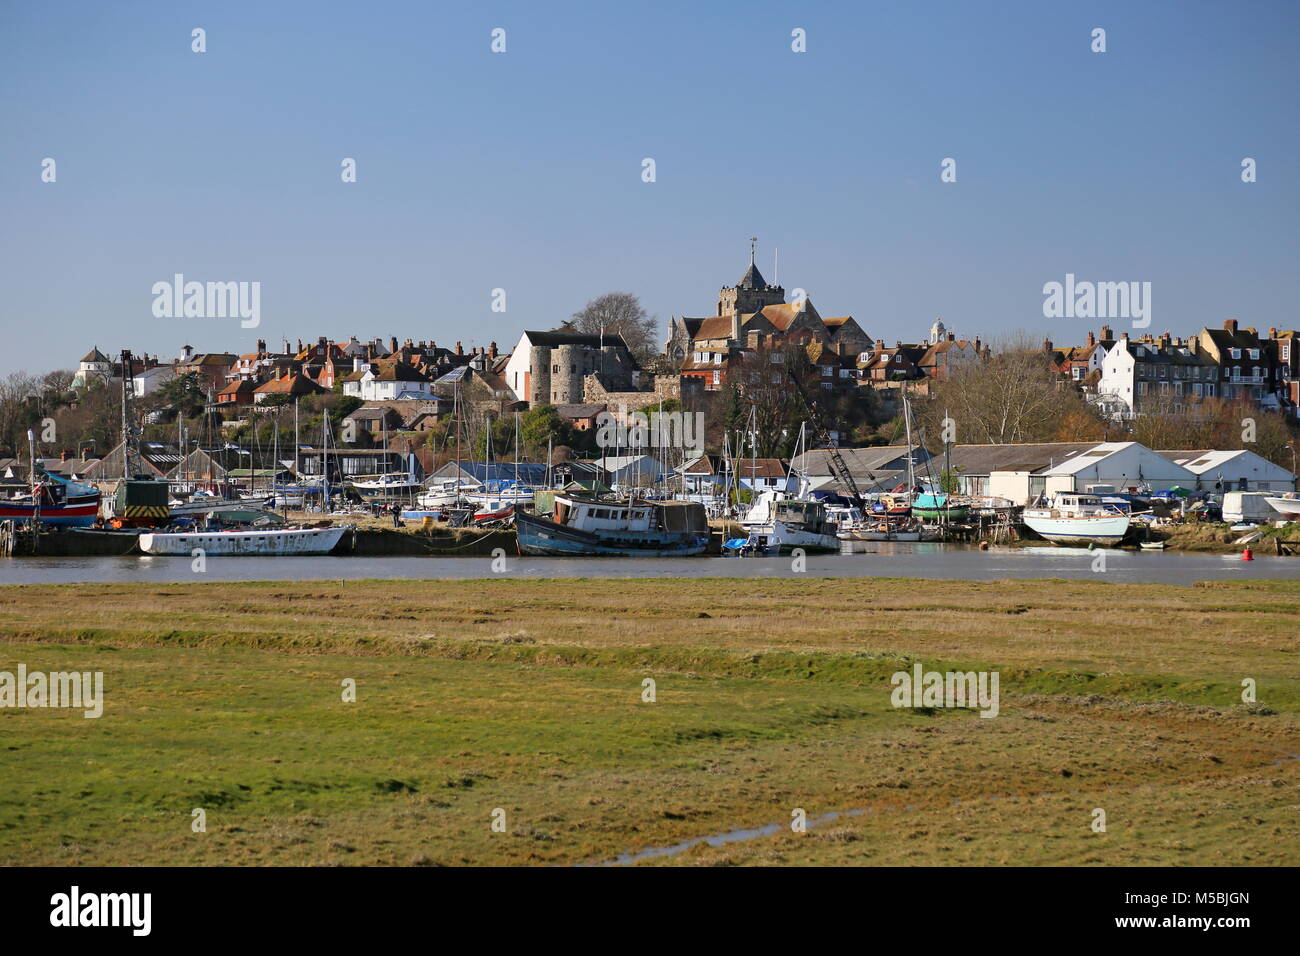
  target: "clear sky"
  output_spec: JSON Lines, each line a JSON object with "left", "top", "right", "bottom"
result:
{"left": 1, "top": 0, "right": 1296, "bottom": 376}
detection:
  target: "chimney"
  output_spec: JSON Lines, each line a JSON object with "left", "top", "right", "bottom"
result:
{"left": 1100, "top": 324, "right": 1111, "bottom": 341}
{"left": 256, "top": 338, "right": 266, "bottom": 354}
{"left": 1121, "top": 331, "right": 1129, "bottom": 341}
{"left": 1224, "top": 318, "right": 1238, "bottom": 334}
{"left": 1270, "top": 327, "right": 1278, "bottom": 338}
{"left": 353, "top": 356, "right": 362, "bottom": 372}
{"left": 456, "top": 341, "right": 464, "bottom": 355}
{"left": 489, "top": 341, "right": 498, "bottom": 358}
{"left": 1159, "top": 331, "right": 1171, "bottom": 347}
{"left": 731, "top": 310, "right": 741, "bottom": 342}
{"left": 974, "top": 337, "right": 981, "bottom": 354}
{"left": 947, "top": 332, "right": 955, "bottom": 342}
{"left": 1086, "top": 330, "right": 1095, "bottom": 347}
{"left": 318, "top": 335, "right": 327, "bottom": 348}
{"left": 296, "top": 339, "right": 303, "bottom": 353}
{"left": 390, "top": 336, "right": 399, "bottom": 353}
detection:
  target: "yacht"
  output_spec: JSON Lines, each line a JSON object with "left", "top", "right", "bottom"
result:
{"left": 1022, "top": 493, "right": 1131, "bottom": 547}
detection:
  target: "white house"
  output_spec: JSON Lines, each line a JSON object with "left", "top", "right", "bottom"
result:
{"left": 347, "top": 363, "right": 437, "bottom": 402}
{"left": 1156, "top": 449, "right": 1296, "bottom": 492}
{"left": 130, "top": 364, "right": 176, "bottom": 397}
{"left": 1038, "top": 441, "right": 1196, "bottom": 495}
{"left": 71, "top": 347, "right": 116, "bottom": 389}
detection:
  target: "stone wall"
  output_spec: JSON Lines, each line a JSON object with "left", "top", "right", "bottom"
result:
{"left": 583, "top": 373, "right": 688, "bottom": 411}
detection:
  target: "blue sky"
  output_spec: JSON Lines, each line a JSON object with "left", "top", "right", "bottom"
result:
{"left": 1, "top": 0, "right": 1296, "bottom": 376}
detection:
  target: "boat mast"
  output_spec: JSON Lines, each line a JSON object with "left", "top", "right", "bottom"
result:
{"left": 293, "top": 398, "right": 300, "bottom": 480}
{"left": 120, "top": 349, "right": 132, "bottom": 480}
{"left": 902, "top": 387, "right": 916, "bottom": 493}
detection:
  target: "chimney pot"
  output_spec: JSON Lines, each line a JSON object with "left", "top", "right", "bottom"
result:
{"left": 1224, "top": 318, "right": 1238, "bottom": 334}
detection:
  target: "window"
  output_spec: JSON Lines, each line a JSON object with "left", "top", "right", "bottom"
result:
{"left": 1283, "top": 345, "right": 1291, "bottom": 361}
{"left": 821, "top": 366, "right": 833, "bottom": 377}
{"left": 1230, "top": 348, "right": 1240, "bottom": 359}
{"left": 1249, "top": 349, "right": 1259, "bottom": 360}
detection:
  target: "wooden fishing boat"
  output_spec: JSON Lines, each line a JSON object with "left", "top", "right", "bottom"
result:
{"left": 516, "top": 494, "right": 708, "bottom": 556}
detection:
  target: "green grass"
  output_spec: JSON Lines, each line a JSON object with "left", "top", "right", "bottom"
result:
{"left": 0, "top": 577, "right": 1296, "bottom": 865}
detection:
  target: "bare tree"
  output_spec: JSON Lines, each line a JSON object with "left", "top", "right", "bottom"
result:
{"left": 569, "top": 292, "right": 658, "bottom": 364}
{"left": 916, "top": 333, "right": 1104, "bottom": 447}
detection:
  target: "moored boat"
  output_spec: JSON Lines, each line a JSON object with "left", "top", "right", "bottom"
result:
{"left": 739, "top": 490, "right": 840, "bottom": 553}
{"left": 1022, "top": 493, "right": 1131, "bottom": 547}
{"left": 516, "top": 494, "right": 708, "bottom": 556}
{"left": 0, "top": 470, "right": 101, "bottom": 528}
{"left": 138, "top": 524, "right": 350, "bottom": 556}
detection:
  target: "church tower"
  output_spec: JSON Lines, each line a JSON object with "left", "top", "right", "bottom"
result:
{"left": 718, "top": 238, "right": 785, "bottom": 316}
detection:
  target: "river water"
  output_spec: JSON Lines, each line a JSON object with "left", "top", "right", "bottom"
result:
{"left": 0, "top": 543, "right": 1295, "bottom": 585}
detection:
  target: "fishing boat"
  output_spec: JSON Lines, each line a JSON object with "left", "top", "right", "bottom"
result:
{"left": 1022, "top": 493, "right": 1131, "bottom": 547}
{"left": 516, "top": 494, "right": 709, "bottom": 556}
{"left": 0, "top": 470, "right": 101, "bottom": 527}
{"left": 138, "top": 524, "right": 349, "bottom": 556}
{"left": 1265, "top": 493, "right": 1300, "bottom": 518}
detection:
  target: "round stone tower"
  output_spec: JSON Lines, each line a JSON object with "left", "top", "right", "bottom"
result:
{"left": 552, "top": 344, "right": 584, "bottom": 404}
{"left": 528, "top": 345, "right": 551, "bottom": 406}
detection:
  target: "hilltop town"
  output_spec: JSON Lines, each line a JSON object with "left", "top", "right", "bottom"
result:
{"left": 1, "top": 249, "right": 1297, "bottom": 491}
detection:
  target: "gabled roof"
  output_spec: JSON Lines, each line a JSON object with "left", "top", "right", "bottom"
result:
{"left": 521, "top": 330, "right": 629, "bottom": 349}
{"left": 1156, "top": 448, "right": 1295, "bottom": 477}
{"left": 944, "top": 442, "right": 1101, "bottom": 476}
{"left": 253, "top": 373, "right": 328, "bottom": 396}
{"left": 81, "top": 347, "right": 110, "bottom": 364}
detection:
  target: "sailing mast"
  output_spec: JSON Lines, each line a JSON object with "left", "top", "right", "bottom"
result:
{"left": 902, "top": 387, "right": 917, "bottom": 495}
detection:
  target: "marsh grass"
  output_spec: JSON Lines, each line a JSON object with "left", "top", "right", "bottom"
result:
{"left": 0, "top": 577, "right": 1295, "bottom": 865}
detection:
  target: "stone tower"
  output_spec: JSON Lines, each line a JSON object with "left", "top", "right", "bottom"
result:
{"left": 528, "top": 344, "right": 552, "bottom": 405}
{"left": 552, "top": 344, "right": 584, "bottom": 404}
{"left": 718, "top": 241, "right": 785, "bottom": 316}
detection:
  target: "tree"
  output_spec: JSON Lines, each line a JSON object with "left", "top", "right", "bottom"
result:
{"left": 569, "top": 292, "right": 659, "bottom": 364}
{"left": 520, "top": 404, "right": 572, "bottom": 456}
{"left": 916, "top": 334, "right": 1105, "bottom": 448}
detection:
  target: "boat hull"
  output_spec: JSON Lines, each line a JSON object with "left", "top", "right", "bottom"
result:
{"left": 0, "top": 499, "right": 99, "bottom": 527}
{"left": 1022, "top": 513, "right": 1130, "bottom": 546}
{"left": 138, "top": 526, "right": 349, "bottom": 556}
{"left": 516, "top": 510, "right": 706, "bottom": 557}
{"left": 1265, "top": 497, "right": 1300, "bottom": 517}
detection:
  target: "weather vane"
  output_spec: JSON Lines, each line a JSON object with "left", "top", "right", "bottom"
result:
{"left": 749, "top": 236, "right": 758, "bottom": 263}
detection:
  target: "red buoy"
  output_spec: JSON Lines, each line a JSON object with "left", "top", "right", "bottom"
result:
{"left": 1242, "top": 547, "right": 1253, "bottom": 561}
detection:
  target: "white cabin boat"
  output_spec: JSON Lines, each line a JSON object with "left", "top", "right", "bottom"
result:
{"left": 139, "top": 525, "right": 349, "bottom": 556}
{"left": 739, "top": 490, "right": 840, "bottom": 553}
{"left": 1022, "top": 494, "right": 1131, "bottom": 547}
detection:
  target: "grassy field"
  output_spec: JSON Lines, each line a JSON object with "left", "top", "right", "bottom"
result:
{"left": 0, "top": 577, "right": 1296, "bottom": 866}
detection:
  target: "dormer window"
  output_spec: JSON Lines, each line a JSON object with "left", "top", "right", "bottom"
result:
{"left": 1230, "top": 348, "right": 1241, "bottom": 359}
{"left": 1249, "top": 349, "right": 1259, "bottom": 360}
